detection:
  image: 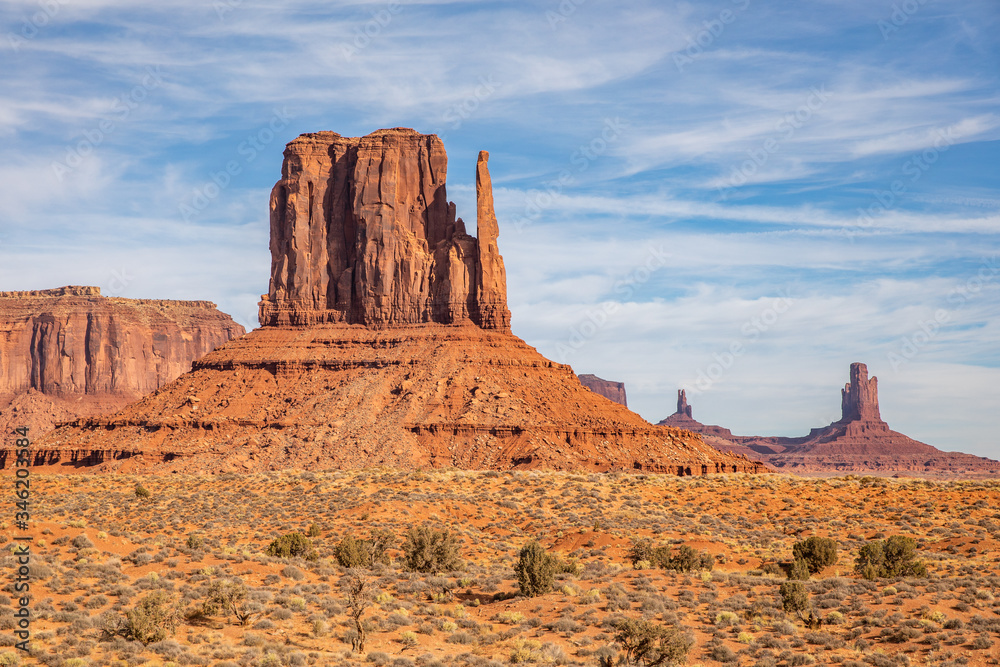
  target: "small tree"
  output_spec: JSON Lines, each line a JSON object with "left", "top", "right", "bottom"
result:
{"left": 202, "top": 579, "right": 262, "bottom": 626}
{"left": 780, "top": 581, "right": 810, "bottom": 617}
{"left": 855, "top": 535, "right": 926, "bottom": 579}
{"left": 267, "top": 532, "right": 316, "bottom": 559}
{"left": 402, "top": 525, "right": 460, "bottom": 573}
{"left": 614, "top": 618, "right": 693, "bottom": 667}
{"left": 516, "top": 541, "right": 557, "bottom": 597}
{"left": 792, "top": 536, "right": 838, "bottom": 574}
{"left": 307, "top": 522, "right": 322, "bottom": 537}
{"left": 342, "top": 570, "right": 377, "bottom": 654}
{"left": 789, "top": 558, "right": 811, "bottom": 581}
{"left": 104, "top": 590, "right": 179, "bottom": 644}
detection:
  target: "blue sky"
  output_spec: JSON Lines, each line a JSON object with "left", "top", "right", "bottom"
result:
{"left": 1, "top": 0, "right": 998, "bottom": 459}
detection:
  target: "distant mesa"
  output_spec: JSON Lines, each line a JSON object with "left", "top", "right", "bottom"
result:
{"left": 0, "top": 286, "right": 244, "bottom": 441}
{"left": 29, "top": 128, "right": 763, "bottom": 476}
{"left": 661, "top": 362, "right": 999, "bottom": 477}
{"left": 577, "top": 374, "right": 627, "bottom": 407}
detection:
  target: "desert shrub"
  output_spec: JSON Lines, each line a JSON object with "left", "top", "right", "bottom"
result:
{"left": 103, "top": 591, "right": 179, "bottom": 644}
{"left": 71, "top": 534, "right": 94, "bottom": 550}
{"left": 855, "top": 536, "right": 927, "bottom": 580}
{"left": 614, "top": 618, "right": 693, "bottom": 667}
{"left": 515, "top": 541, "right": 557, "bottom": 597}
{"left": 335, "top": 529, "right": 394, "bottom": 569}
{"left": 629, "top": 540, "right": 711, "bottom": 573}
{"left": 792, "top": 537, "right": 838, "bottom": 574}
{"left": 202, "top": 580, "right": 262, "bottom": 626}
{"left": 402, "top": 525, "right": 460, "bottom": 573}
{"left": 789, "top": 559, "right": 811, "bottom": 581}
{"left": 307, "top": 523, "right": 322, "bottom": 537}
{"left": 134, "top": 483, "right": 151, "bottom": 499}
{"left": 266, "top": 532, "right": 316, "bottom": 560}
{"left": 761, "top": 562, "right": 783, "bottom": 576}
{"left": 185, "top": 534, "right": 204, "bottom": 550}
{"left": 780, "top": 581, "right": 810, "bottom": 616}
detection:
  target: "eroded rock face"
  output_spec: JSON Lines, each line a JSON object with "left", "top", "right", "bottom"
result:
{"left": 577, "top": 374, "right": 628, "bottom": 407}
{"left": 30, "top": 130, "right": 764, "bottom": 476}
{"left": 841, "top": 362, "right": 881, "bottom": 423}
{"left": 259, "top": 129, "right": 510, "bottom": 330}
{"left": 659, "top": 363, "right": 1000, "bottom": 478}
{"left": 0, "top": 287, "right": 245, "bottom": 437}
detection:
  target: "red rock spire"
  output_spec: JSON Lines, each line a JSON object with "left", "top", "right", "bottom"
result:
{"left": 840, "top": 362, "right": 882, "bottom": 423}
{"left": 259, "top": 129, "right": 511, "bottom": 330}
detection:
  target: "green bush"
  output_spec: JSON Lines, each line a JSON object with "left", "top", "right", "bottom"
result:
{"left": 402, "top": 525, "right": 460, "bottom": 573}
{"left": 202, "top": 579, "right": 261, "bottom": 626}
{"left": 307, "top": 523, "right": 322, "bottom": 538}
{"left": 103, "top": 590, "right": 179, "bottom": 644}
{"left": 627, "top": 539, "right": 712, "bottom": 573}
{"left": 614, "top": 618, "right": 693, "bottom": 667}
{"left": 515, "top": 541, "right": 557, "bottom": 597}
{"left": 854, "top": 535, "right": 927, "bottom": 579}
{"left": 266, "top": 532, "right": 316, "bottom": 560}
{"left": 134, "top": 483, "right": 151, "bottom": 499}
{"left": 334, "top": 529, "right": 394, "bottom": 569}
{"left": 780, "top": 581, "right": 810, "bottom": 616}
{"left": 792, "top": 536, "right": 838, "bottom": 574}
{"left": 789, "top": 558, "right": 811, "bottom": 581}
{"left": 186, "top": 534, "right": 204, "bottom": 550}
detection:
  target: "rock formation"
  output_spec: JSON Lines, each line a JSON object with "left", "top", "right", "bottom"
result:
{"left": 661, "top": 362, "right": 999, "bottom": 477}
{"left": 259, "top": 131, "right": 509, "bottom": 330}
{"left": 577, "top": 374, "right": 628, "bottom": 407}
{"left": 0, "top": 286, "right": 244, "bottom": 438}
{"left": 658, "top": 389, "right": 734, "bottom": 439}
{"left": 28, "top": 129, "right": 763, "bottom": 476}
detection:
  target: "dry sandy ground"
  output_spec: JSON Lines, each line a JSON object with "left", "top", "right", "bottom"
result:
{"left": 4, "top": 470, "right": 999, "bottom": 667}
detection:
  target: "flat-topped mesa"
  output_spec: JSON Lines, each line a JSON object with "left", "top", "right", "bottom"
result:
{"left": 840, "top": 362, "right": 883, "bottom": 424}
{"left": 259, "top": 128, "right": 511, "bottom": 330}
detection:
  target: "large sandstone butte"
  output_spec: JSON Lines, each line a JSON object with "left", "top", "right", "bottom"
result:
{"left": 577, "top": 374, "right": 628, "bottom": 407}
{"left": 0, "top": 286, "right": 244, "bottom": 440}
{"left": 32, "top": 129, "right": 763, "bottom": 475}
{"left": 661, "top": 363, "right": 999, "bottom": 477}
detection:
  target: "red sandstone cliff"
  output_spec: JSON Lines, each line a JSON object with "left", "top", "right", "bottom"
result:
{"left": 577, "top": 374, "right": 628, "bottom": 407}
{"left": 31, "top": 129, "right": 763, "bottom": 476}
{"left": 0, "top": 286, "right": 245, "bottom": 437}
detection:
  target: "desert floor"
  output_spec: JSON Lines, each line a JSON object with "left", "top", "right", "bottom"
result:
{"left": 5, "top": 470, "right": 1000, "bottom": 667}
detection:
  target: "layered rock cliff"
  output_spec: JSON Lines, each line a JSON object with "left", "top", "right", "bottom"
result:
{"left": 32, "top": 129, "right": 763, "bottom": 476}
{"left": 661, "top": 363, "right": 999, "bottom": 477}
{"left": 577, "top": 374, "right": 628, "bottom": 407}
{"left": 0, "top": 286, "right": 245, "bottom": 437}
